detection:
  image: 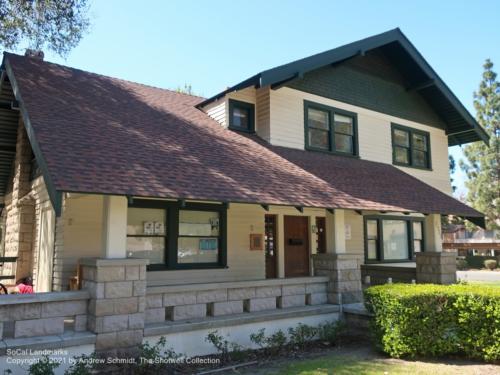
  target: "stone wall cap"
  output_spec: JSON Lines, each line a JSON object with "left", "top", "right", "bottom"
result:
{"left": 311, "top": 253, "right": 361, "bottom": 260}
{"left": 144, "top": 304, "right": 340, "bottom": 337}
{"left": 0, "top": 290, "right": 89, "bottom": 306}
{"left": 2, "top": 331, "right": 95, "bottom": 351}
{"left": 416, "top": 252, "right": 457, "bottom": 257}
{"left": 147, "top": 276, "right": 329, "bottom": 294}
{"left": 80, "top": 257, "right": 150, "bottom": 267}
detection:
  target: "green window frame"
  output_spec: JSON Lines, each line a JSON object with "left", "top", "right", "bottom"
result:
{"left": 127, "top": 199, "right": 227, "bottom": 271}
{"left": 391, "top": 124, "right": 432, "bottom": 170}
{"left": 228, "top": 99, "right": 255, "bottom": 133}
{"left": 363, "top": 215, "right": 425, "bottom": 263}
{"left": 304, "top": 101, "right": 359, "bottom": 157}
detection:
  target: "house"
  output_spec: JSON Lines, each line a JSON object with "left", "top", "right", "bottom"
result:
{"left": 0, "top": 29, "right": 488, "bottom": 361}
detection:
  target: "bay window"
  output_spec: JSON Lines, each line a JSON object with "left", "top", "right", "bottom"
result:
{"left": 126, "top": 200, "right": 227, "bottom": 270}
{"left": 364, "top": 216, "right": 424, "bottom": 262}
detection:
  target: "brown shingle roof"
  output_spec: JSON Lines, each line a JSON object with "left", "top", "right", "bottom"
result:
{"left": 3, "top": 53, "right": 482, "bottom": 218}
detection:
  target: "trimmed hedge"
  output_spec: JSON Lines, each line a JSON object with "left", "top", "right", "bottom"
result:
{"left": 364, "top": 283, "right": 500, "bottom": 362}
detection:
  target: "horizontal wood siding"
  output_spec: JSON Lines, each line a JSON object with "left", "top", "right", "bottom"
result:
{"left": 204, "top": 100, "right": 226, "bottom": 127}
{"left": 269, "top": 87, "right": 452, "bottom": 194}
{"left": 52, "top": 194, "right": 104, "bottom": 290}
{"left": 256, "top": 87, "right": 270, "bottom": 141}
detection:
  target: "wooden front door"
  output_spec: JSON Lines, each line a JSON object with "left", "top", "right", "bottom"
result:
{"left": 265, "top": 215, "right": 277, "bottom": 278}
{"left": 284, "top": 216, "right": 310, "bottom": 277}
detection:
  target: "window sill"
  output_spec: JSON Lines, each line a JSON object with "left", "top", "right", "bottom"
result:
{"left": 392, "top": 161, "right": 432, "bottom": 171}
{"left": 228, "top": 126, "right": 255, "bottom": 134}
{"left": 147, "top": 264, "right": 228, "bottom": 271}
{"left": 305, "top": 146, "right": 359, "bottom": 159}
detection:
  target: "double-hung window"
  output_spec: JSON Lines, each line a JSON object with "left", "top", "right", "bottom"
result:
{"left": 305, "top": 101, "right": 358, "bottom": 156}
{"left": 228, "top": 99, "right": 255, "bottom": 133}
{"left": 392, "top": 124, "right": 431, "bottom": 169}
{"left": 364, "top": 216, "right": 425, "bottom": 263}
{"left": 126, "top": 200, "right": 227, "bottom": 270}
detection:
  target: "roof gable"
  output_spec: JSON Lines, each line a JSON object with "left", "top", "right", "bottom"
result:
{"left": 199, "top": 28, "right": 488, "bottom": 146}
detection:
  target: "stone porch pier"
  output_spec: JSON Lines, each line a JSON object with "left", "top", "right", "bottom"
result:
{"left": 312, "top": 209, "right": 363, "bottom": 304}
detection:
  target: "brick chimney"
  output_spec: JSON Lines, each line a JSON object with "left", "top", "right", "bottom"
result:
{"left": 24, "top": 49, "right": 44, "bottom": 60}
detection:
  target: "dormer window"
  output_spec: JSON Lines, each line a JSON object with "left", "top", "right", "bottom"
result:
{"left": 229, "top": 99, "right": 255, "bottom": 133}
{"left": 304, "top": 101, "right": 358, "bottom": 156}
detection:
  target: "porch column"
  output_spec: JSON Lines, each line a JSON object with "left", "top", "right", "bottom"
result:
{"left": 416, "top": 214, "right": 456, "bottom": 284}
{"left": 81, "top": 195, "right": 148, "bottom": 358}
{"left": 312, "top": 209, "right": 362, "bottom": 304}
{"left": 101, "top": 195, "right": 127, "bottom": 258}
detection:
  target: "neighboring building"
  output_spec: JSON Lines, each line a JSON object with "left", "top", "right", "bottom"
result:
{"left": 0, "top": 29, "right": 489, "bottom": 358}
{"left": 443, "top": 225, "right": 500, "bottom": 256}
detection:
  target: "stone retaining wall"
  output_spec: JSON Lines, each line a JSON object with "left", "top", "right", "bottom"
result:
{"left": 145, "top": 277, "right": 329, "bottom": 324}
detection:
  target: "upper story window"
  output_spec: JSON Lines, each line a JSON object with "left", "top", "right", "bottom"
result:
{"left": 229, "top": 99, "right": 255, "bottom": 133}
{"left": 304, "top": 101, "right": 358, "bottom": 156}
{"left": 392, "top": 124, "right": 431, "bottom": 170}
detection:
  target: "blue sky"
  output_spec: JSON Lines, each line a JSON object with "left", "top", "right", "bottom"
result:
{"left": 31, "top": 0, "right": 500, "bottom": 197}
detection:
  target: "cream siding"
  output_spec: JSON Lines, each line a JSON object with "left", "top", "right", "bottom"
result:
{"left": 268, "top": 87, "right": 452, "bottom": 194}
{"left": 52, "top": 194, "right": 104, "bottom": 290}
{"left": 256, "top": 87, "right": 271, "bottom": 141}
{"left": 204, "top": 100, "right": 226, "bottom": 127}
{"left": 202, "top": 87, "right": 257, "bottom": 130}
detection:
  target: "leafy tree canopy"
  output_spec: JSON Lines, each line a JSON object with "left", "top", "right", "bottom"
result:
{"left": 460, "top": 59, "right": 500, "bottom": 230}
{"left": 0, "top": 0, "right": 90, "bottom": 57}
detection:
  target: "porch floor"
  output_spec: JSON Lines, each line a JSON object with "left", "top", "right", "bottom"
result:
{"left": 144, "top": 304, "right": 340, "bottom": 337}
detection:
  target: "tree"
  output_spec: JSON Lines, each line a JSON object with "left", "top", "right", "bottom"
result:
{"left": 176, "top": 84, "right": 195, "bottom": 95}
{"left": 460, "top": 59, "right": 500, "bottom": 230}
{"left": 449, "top": 155, "right": 457, "bottom": 193}
{"left": 0, "top": 0, "right": 90, "bottom": 57}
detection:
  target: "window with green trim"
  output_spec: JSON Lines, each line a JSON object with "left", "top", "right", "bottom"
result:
{"left": 229, "top": 99, "right": 255, "bottom": 133}
{"left": 392, "top": 124, "right": 431, "bottom": 169}
{"left": 126, "top": 200, "right": 227, "bottom": 270}
{"left": 305, "top": 101, "right": 358, "bottom": 156}
{"left": 364, "top": 216, "right": 424, "bottom": 263}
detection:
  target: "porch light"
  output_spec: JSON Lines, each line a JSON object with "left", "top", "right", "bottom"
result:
{"left": 311, "top": 224, "right": 318, "bottom": 234}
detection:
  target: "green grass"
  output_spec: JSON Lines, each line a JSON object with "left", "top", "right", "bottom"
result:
{"left": 272, "top": 354, "right": 491, "bottom": 375}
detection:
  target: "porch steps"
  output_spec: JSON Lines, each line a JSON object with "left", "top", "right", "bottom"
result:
{"left": 144, "top": 304, "right": 340, "bottom": 337}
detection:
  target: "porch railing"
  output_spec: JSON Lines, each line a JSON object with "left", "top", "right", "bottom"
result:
{"left": 145, "top": 276, "right": 330, "bottom": 324}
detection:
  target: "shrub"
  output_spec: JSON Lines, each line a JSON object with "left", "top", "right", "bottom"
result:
{"left": 364, "top": 283, "right": 500, "bottom": 362}
{"left": 484, "top": 259, "right": 498, "bottom": 270}
{"left": 465, "top": 255, "right": 498, "bottom": 269}
{"left": 205, "top": 330, "right": 244, "bottom": 363}
{"left": 317, "top": 320, "right": 344, "bottom": 345}
{"left": 288, "top": 323, "right": 318, "bottom": 349}
{"left": 137, "top": 336, "right": 181, "bottom": 374}
{"left": 456, "top": 258, "right": 468, "bottom": 270}
{"left": 28, "top": 356, "right": 60, "bottom": 375}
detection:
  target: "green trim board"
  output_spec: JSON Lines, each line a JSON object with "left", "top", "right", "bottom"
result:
{"left": 2, "top": 57, "right": 62, "bottom": 216}
{"left": 127, "top": 199, "right": 227, "bottom": 271}
{"left": 228, "top": 99, "right": 255, "bottom": 133}
{"left": 303, "top": 100, "right": 359, "bottom": 157}
{"left": 363, "top": 215, "right": 425, "bottom": 264}
{"left": 198, "top": 28, "right": 488, "bottom": 146}
{"left": 391, "top": 123, "right": 432, "bottom": 170}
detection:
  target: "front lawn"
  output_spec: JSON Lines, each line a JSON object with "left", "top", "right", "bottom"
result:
{"left": 275, "top": 355, "right": 490, "bottom": 375}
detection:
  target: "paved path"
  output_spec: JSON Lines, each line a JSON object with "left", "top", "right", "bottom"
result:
{"left": 457, "top": 270, "right": 500, "bottom": 282}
